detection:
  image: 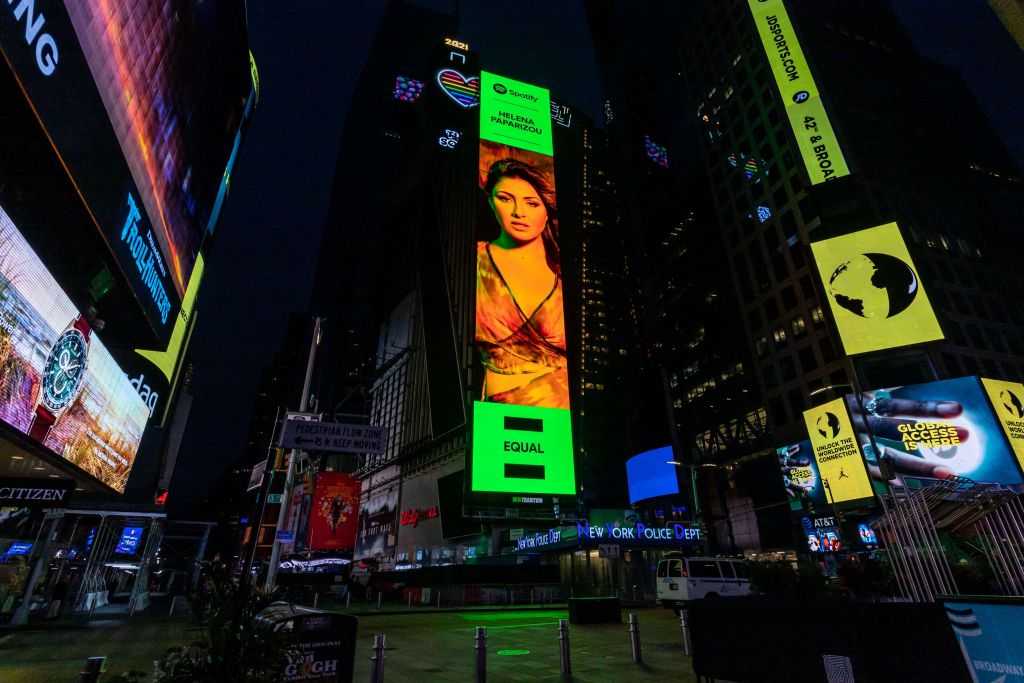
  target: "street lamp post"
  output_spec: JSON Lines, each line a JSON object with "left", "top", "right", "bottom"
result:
{"left": 265, "top": 317, "right": 322, "bottom": 592}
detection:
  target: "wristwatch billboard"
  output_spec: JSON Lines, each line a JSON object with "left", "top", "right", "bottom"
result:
{"left": 29, "top": 315, "right": 91, "bottom": 442}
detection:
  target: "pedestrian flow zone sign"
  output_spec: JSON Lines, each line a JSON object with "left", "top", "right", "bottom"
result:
{"left": 276, "top": 419, "right": 386, "bottom": 454}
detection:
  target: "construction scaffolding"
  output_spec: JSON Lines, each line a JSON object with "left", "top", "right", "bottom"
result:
{"left": 873, "top": 476, "right": 1024, "bottom": 602}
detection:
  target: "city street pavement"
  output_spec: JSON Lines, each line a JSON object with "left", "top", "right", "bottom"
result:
{"left": 0, "top": 604, "right": 697, "bottom": 682}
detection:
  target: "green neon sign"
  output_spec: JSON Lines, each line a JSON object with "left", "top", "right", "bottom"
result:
{"left": 748, "top": 0, "right": 849, "bottom": 184}
{"left": 480, "top": 71, "right": 552, "bottom": 155}
{"left": 471, "top": 401, "right": 575, "bottom": 494}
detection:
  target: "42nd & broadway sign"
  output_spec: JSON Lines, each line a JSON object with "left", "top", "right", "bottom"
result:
{"left": 276, "top": 420, "right": 386, "bottom": 454}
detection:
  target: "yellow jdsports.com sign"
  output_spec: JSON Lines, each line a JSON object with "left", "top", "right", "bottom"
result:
{"left": 803, "top": 398, "right": 874, "bottom": 504}
{"left": 981, "top": 377, "right": 1024, "bottom": 473}
{"left": 747, "top": 0, "right": 850, "bottom": 184}
{"left": 810, "top": 223, "right": 944, "bottom": 356}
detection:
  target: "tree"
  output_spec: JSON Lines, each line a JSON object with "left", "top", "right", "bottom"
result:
{"left": 153, "top": 563, "right": 297, "bottom": 683}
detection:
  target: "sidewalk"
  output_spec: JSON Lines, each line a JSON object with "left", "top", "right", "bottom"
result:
{"left": 0, "top": 612, "right": 200, "bottom": 682}
{"left": 0, "top": 604, "right": 695, "bottom": 682}
{"left": 350, "top": 607, "right": 696, "bottom": 682}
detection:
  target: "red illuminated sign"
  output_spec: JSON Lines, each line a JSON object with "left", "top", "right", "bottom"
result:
{"left": 400, "top": 506, "right": 439, "bottom": 527}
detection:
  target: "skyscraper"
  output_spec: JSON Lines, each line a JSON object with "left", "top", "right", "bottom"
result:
{"left": 676, "top": 0, "right": 1024, "bottom": 552}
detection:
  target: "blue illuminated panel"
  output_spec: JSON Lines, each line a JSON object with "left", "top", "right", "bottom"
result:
{"left": 626, "top": 446, "right": 680, "bottom": 504}
{"left": 114, "top": 526, "right": 144, "bottom": 555}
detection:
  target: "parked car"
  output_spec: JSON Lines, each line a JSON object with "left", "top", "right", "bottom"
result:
{"left": 656, "top": 556, "right": 750, "bottom": 612}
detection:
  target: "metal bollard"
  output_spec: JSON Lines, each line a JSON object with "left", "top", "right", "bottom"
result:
{"left": 475, "top": 626, "right": 487, "bottom": 683}
{"left": 437, "top": 590, "right": 442, "bottom": 608}
{"left": 408, "top": 593, "right": 412, "bottom": 608}
{"left": 680, "top": 609, "right": 692, "bottom": 656}
{"left": 346, "top": 592, "right": 352, "bottom": 610}
{"left": 558, "top": 619, "right": 571, "bottom": 676}
{"left": 377, "top": 592, "right": 382, "bottom": 609}
{"left": 370, "top": 634, "right": 387, "bottom": 683}
{"left": 313, "top": 593, "right": 319, "bottom": 609}
{"left": 628, "top": 613, "right": 642, "bottom": 664}
{"left": 79, "top": 656, "right": 106, "bottom": 683}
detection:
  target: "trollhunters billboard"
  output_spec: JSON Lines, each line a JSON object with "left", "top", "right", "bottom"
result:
{"left": 0, "top": 0, "right": 252, "bottom": 343}
{"left": 810, "top": 223, "right": 943, "bottom": 356}
{"left": 468, "top": 71, "right": 576, "bottom": 512}
{"left": 845, "top": 376, "right": 1024, "bottom": 487}
{"left": 0, "top": 207, "right": 149, "bottom": 492}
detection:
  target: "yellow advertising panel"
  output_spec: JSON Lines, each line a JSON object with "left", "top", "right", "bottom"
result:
{"left": 747, "top": 0, "right": 850, "bottom": 184}
{"left": 803, "top": 398, "right": 874, "bottom": 504}
{"left": 981, "top": 378, "right": 1024, "bottom": 474}
{"left": 810, "top": 223, "right": 943, "bottom": 356}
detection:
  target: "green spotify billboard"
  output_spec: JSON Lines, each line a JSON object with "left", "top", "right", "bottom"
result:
{"left": 468, "top": 71, "right": 576, "bottom": 515}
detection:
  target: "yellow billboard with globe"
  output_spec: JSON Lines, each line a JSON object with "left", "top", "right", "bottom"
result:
{"left": 810, "top": 223, "right": 943, "bottom": 355}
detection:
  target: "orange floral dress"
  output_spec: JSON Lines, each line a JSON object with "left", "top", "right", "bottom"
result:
{"left": 475, "top": 242, "right": 569, "bottom": 409}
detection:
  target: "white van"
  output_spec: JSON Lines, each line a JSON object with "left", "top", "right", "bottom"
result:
{"left": 656, "top": 557, "right": 750, "bottom": 611}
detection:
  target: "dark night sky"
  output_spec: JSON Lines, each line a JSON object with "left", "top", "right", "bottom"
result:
{"left": 170, "top": 0, "right": 1024, "bottom": 515}
{"left": 889, "top": 0, "right": 1024, "bottom": 172}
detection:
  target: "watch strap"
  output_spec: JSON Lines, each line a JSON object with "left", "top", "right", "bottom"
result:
{"left": 28, "top": 405, "right": 56, "bottom": 442}
{"left": 73, "top": 315, "right": 91, "bottom": 339}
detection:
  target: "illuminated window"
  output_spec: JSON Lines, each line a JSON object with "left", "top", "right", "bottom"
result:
{"left": 644, "top": 135, "right": 669, "bottom": 168}
{"left": 810, "top": 306, "right": 825, "bottom": 326}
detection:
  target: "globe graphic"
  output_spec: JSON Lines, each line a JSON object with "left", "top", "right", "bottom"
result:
{"left": 827, "top": 253, "right": 918, "bottom": 319}
{"left": 816, "top": 412, "right": 840, "bottom": 439}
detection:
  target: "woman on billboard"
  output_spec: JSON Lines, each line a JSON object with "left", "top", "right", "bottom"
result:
{"left": 476, "top": 158, "right": 568, "bottom": 409}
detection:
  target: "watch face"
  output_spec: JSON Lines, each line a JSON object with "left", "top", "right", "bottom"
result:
{"left": 41, "top": 328, "right": 89, "bottom": 412}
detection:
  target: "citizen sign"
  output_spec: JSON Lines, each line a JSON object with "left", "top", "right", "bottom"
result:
{"left": 0, "top": 476, "right": 74, "bottom": 507}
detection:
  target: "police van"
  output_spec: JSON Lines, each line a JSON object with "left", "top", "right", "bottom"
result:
{"left": 656, "top": 556, "right": 750, "bottom": 611}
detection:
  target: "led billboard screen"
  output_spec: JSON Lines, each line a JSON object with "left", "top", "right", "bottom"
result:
{"left": 4, "top": 542, "right": 33, "bottom": 556}
{"left": 802, "top": 398, "right": 874, "bottom": 505}
{"left": 626, "top": 446, "right": 680, "bottom": 504}
{"left": 308, "top": 472, "right": 360, "bottom": 553}
{"left": 63, "top": 0, "right": 252, "bottom": 295}
{"left": 747, "top": 0, "right": 850, "bottom": 185}
{"left": 778, "top": 439, "right": 829, "bottom": 512}
{"left": 944, "top": 600, "right": 1024, "bottom": 682}
{"left": 354, "top": 488, "right": 398, "bottom": 561}
{"left": 0, "top": 206, "right": 149, "bottom": 492}
{"left": 845, "top": 376, "right": 1024, "bottom": 486}
{"left": 980, "top": 377, "right": 1024, "bottom": 475}
{"left": 810, "top": 223, "right": 943, "bottom": 355}
{"left": 469, "top": 71, "right": 575, "bottom": 504}
{"left": 0, "top": 1, "right": 251, "bottom": 342}
{"left": 114, "top": 526, "right": 144, "bottom": 554}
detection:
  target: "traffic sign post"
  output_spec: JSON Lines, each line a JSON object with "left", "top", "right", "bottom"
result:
{"left": 276, "top": 420, "right": 386, "bottom": 454}
{"left": 266, "top": 318, "right": 322, "bottom": 592}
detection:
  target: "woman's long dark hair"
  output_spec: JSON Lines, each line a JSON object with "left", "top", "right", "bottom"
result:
{"left": 484, "top": 158, "right": 560, "bottom": 276}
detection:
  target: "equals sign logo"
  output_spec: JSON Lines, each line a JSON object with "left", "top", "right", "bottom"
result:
{"left": 503, "top": 416, "right": 546, "bottom": 480}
